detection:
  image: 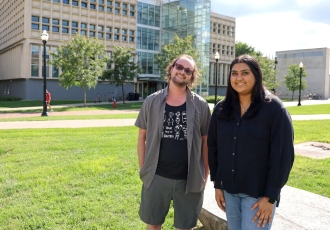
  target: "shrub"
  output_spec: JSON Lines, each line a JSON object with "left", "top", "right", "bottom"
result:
{"left": 204, "top": 95, "right": 225, "bottom": 104}
{"left": 0, "top": 96, "right": 22, "bottom": 101}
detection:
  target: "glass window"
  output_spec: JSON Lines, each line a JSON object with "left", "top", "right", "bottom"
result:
{"left": 81, "top": 2, "right": 87, "bottom": 7}
{"left": 52, "top": 26, "right": 59, "bottom": 32}
{"left": 62, "top": 27, "right": 69, "bottom": 33}
{"left": 129, "top": 36, "right": 134, "bottom": 42}
{"left": 90, "top": 24, "right": 95, "bottom": 30}
{"left": 32, "top": 16, "right": 39, "bottom": 22}
{"left": 63, "top": 0, "right": 69, "bottom": 4}
{"left": 130, "top": 5, "right": 134, "bottom": 10}
{"left": 81, "top": 30, "right": 87, "bottom": 35}
{"left": 98, "top": 32, "right": 103, "bottom": 38}
{"left": 72, "top": 29, "right": 78, "bottom": 34}
{"left": 99, "top": 0, "right": 104, "bottom": 3}
{"left": 90, "top": 0, "right": 96, "bottom": 2}
{"left": 72, "top": 0, "right": 78, "bottom": 6}
{"left": 62, "top": 20, "right": 69, "bottom": 26}
{"left": 42, "top": 25, "right": 49, "bottom": 31}
{"left": 106, "top": 33, "right": 111, "bottom": 39}
{"left": 122, "top": 10, "right": 127, "bottom": 15}
{"left": 42, "top": 17, "right": 49, "bottom": 23}
{"left": 130, "top": 11, "right": 134, "bottom": 17}
{"left": 32, "top": 24, "right": 39, "bottom": 30}
{"left": 114, "top": 28, "right": 119, "bottom": 33}
{"left": 106, "top": 27, "right": 111, "bottom": 32}
{"left": 129, "top": 30, "right": 134, "bottom": 35}
{"left": 123, "top": 3, "right": 127, "bottom": 8}
{"left": 107, "top": 7, "right": 112, "bottom": 12}
{"left": 115, "top": 9, "right": 120, "bottom": 14}
{"left": 89, "top": 31, "right": 95, "bottom": 37}
{"left": 81, "top": 23, "right": 87, "bottom": 29}
{"left": 99, "top": 6, "right": 104, "bottom": 11}
{"left": 98, "top": 26, "right": 103, "bottom": 31}
{"left": 31, "top": 45, "right": 39, "bottom": 77}
{"left": 107, "top": 1, "right": 112, "bottom": 6}
{"left": 122, "top": 29, "right": 127, "bottom": 34}
{"left": 115, "top": 2, "right": 120, "bottom": 7}
{"left": 52, "top": 19, "right": 59, "bottom": 25}
{"left": 114, "top": 34, "right": 119, "bottom": 40}
{"left": 53, "top": 0, "right": 60, "bottom": 2}
{"left": 90, "top": 4, "right": 96, "bottom": 9}
{"left": 72, "top": 21, "right": 78, "bottom": 27}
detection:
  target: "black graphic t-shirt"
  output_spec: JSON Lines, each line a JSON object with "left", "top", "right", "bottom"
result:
{"left": 156, "top": 102, "right": 188, "bottom": 180}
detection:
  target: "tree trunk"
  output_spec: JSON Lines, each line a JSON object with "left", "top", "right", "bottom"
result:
{"left": 121, "top": 81, "right": 125, "bottom": 104}
{"left": 291, "top": 90, "right": 294, "bottom": 101}
{"left": 84, "top": 86, "right": 86, "bottom": 107}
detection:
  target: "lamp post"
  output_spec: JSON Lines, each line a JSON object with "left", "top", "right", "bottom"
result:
{"left": 298, "top": 62, "right": 303, "bottom": 106}
{"left": 41, "top": 30, "right": 49, "bottom": 116}
{"left": 273, "top": 56, "right": 278, "bottom": 94}
{"left": 214, "top": 51, "right": 220, "bottom": 107}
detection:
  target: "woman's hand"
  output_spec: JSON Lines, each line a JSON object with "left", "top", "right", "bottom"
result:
{"left": 251, "top": 197, "right": 274, "bottom": 228}
{"left": 215, "top": 188, "right": 226, "bottom": 212}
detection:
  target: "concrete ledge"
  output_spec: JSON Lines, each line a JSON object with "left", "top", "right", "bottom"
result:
{"left": 199, "top": 208, "right": 227, "bottom": 230}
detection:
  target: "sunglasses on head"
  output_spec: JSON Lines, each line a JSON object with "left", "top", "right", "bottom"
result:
{"left": 173, "top": 63, "right": 194, "bottom": 76}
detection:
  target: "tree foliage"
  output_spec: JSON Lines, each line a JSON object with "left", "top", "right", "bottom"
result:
{"left": 49, "top": 34, "right": 108, "bottom": 107}
{"left": 155, "top": 36, "right": 203, "bottom": 79}
{"left": 284, "top": 64, "right": 308, "bottom": 100}
{"left": 102, "top": 45, "right": 140, "bottom": 104}
{"left": 235, "top": 41, "right": 256, "bottom": 57}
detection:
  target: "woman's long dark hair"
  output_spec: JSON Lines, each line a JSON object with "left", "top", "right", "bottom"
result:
{"left": 217, "top": 54, "right": 270, "bottom": 120}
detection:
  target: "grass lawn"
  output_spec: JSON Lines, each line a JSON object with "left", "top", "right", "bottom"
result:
{"left": 286, "top": 104, "right": 330, "bottom": 115}
{"left": 0, "top": 100, "right": 94, "bottom": 108}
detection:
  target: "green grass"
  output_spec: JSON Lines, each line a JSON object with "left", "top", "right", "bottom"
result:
{"left": 0, "top": 100, "right": 94, "bottom": 108}
{"left": 287, "top": 104, "right": 330, "bottom": 115}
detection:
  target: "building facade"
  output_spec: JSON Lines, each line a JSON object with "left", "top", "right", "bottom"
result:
{"left": 276, "top": 48, "right": 330, "bottom": 99}
{"left": 0, "top": 0, "right": 235, "bottom": 100}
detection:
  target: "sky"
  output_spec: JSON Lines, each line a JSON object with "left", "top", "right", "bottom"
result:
{"left": 211, "top": 0, "right": 330, "bottom": 57}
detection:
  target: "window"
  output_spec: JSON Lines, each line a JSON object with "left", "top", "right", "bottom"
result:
{"left": 63, "top": 0, "right": 69, "bottom": 4}
{"left": 130, "top": 5, "right": 134, "bottom": 10}
{"left": 52, "top": 19, "right": 59, "bottom": 25}
{"left": 98, "top": 26, "right": 103, "bottom": 31}
{"left": 129, "top": 36, "right": 134, "bottom": 42}
{"left": 42, "top": 25, "right": 49, "bottom": 31}
{"left": 90, "top": 24, "right": 95, "bottom": 30}
{"left": 122, "top": 10, "right": 127, "bottom": 15}
{"left": 53, "top": 0, "right": 60, "bottom": 2}
{"left": 90, "top": 4, "right": 96, "bottom": 9}
{"left": 122, "top": 29, "right": 127, "bottom": 34}
{"left": 129, "top": 30, "right": 134, "bottom": 35}
{"left": 81, "top": 23, "right": 87, "bottom": 29}
{"left": 31, "top": 45, "right": 39, "bottom": 77}
{"left": 107, "top": 1, "right": 112, "bottom": 6}
{"left": 62, "top": 20, "right": 69, "bottom": 26}
{"left": 42, "top": 17, "right": 49, "bottom": 23}
{"left": 123, "top": 3, "right": 127, "bottom": 8}
{"left": 130, "top": 11, "right": 134, "bottom": 16}
{"left": 106, "top": 27, "right": 111, "bottom": 32}
{"left": 115, "top": 9, "right": 120, "bottom": 14}
{"left": 107, "top": 7, "right": 112, "bottom": 12}
{"left": 114, "top": 34, "right": 119, "bottom": 40}
{"left": 32, "top": 16, "right": 39, "bottom": 22}
{"left": 81, "top": 30, "right": 87, "bottom": 35}
{"left": 99, "top": 5, "right": 104, "bottom": 11}
{"left": 106, "top": 34, "right": 111, "bottom": 39}
{"left": 72, "top": 1, "right": 78, "bottom": 6}
{"left": 81, "top": 2, "right": 87, "bottom": 7}
{"left": 114, "top": 28, "right": 119, "bottom": 33}
{"left": 99, "top": 0, "right": 104, "bottom": 3}
{"left": 72, "top": 29, "right": 78, "bottom": 34}
{"left": 115, "top": 2, "right": 120, "bottom": 7}
{"left": 62, "top": 28, "right": 69, "bottom": 33}
{"left": 90, "top": 0, "right": 96, "bottom": 2}
{"left": 32, "top": 24, "right": 39, "bottom": 30}
{"left": 72, "top": 21, "right": 78, "bottom": 28}
{"left": 98, "top": 32, "right": 103, "bottom": 38}
{"left": 52, "top": 26, "right": 59, "bottom": 32}
{"left": 89, "top": 31, "right": 95, "bottom": 37}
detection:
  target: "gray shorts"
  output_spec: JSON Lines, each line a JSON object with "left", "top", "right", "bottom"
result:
{"left": 139, "top": 174, "right": 204, "bottom": 229}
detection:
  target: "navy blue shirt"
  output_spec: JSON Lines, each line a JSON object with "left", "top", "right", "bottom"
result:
{"left": 208, "top": 97, "right": 294, "bottom": 202}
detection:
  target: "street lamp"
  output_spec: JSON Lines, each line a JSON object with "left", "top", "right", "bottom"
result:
{"left": 273, "top": 56, "right": 278, "bottom": 94}
{"left": 41, "top": 30, "right": 49, "bottom": 116}
{"left": 298, "top": 62, "right": 303, "bottom": 106}
{"left": 214, "top": 51, "right": 220, "bottom": 107}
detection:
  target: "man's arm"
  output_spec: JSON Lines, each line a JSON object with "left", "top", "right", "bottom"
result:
{"left": 201, "top": 135, "right": 209, "bottom": 186}
{"left": 137, "top": 128, "right": 147, "bottom": 169}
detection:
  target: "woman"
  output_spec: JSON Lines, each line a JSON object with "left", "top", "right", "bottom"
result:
{"left": 208, "top": 55, "right": 294, "bottom": 229}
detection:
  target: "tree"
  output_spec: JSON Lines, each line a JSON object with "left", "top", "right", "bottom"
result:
{"left": 155, "top": 36, "right": 203, "bottom": 79}
{"left": 102, "top": 45, "right": 140, "bottom": 104}
{"left": 50, "top": 34, "right": 108, "bottom": 107}
{"left": 235, "top": 41, "right": 256, "bottom": 57}
{"left": 284, "top": 64, "right": 308, "bottom": 100}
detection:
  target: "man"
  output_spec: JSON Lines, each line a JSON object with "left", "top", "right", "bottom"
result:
{"left": 135, "top": 54, "right": 211, "bottom": 230}
{"left": 46, "top": 89, "right": 53, "bottom": 112}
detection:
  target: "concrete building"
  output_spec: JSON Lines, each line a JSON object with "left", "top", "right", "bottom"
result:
{"left": 276, "top": 48, "right": 330, "bottom": 99}
{"left": 0, "top": 0, "right": 235, "bottom": 101}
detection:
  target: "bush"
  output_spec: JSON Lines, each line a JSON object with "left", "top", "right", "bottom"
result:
{"left": 204, "top": 95, "right": 225, "bottom": 104}
{"left": 0, "top": 96, "right": 22, "bottom": 101}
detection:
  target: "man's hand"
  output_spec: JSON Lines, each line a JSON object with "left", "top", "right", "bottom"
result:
{"left": 251, "top": 197, "right": 274, "bottom": 228}
{"left": 215, "top": 188, "right": 226, "bottom": 212}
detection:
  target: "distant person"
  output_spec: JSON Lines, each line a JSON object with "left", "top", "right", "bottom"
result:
{"left": 97, "top": 93, "right": 101, "bottom": 103}
{"left": 46, "top": 89, "right": 53, "bottom": 112}
{"left": 208, "top": 55, "right": 294, "bottom": 229}
{"left": 135, "top": 54, "right": 211, "bottom": 229}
